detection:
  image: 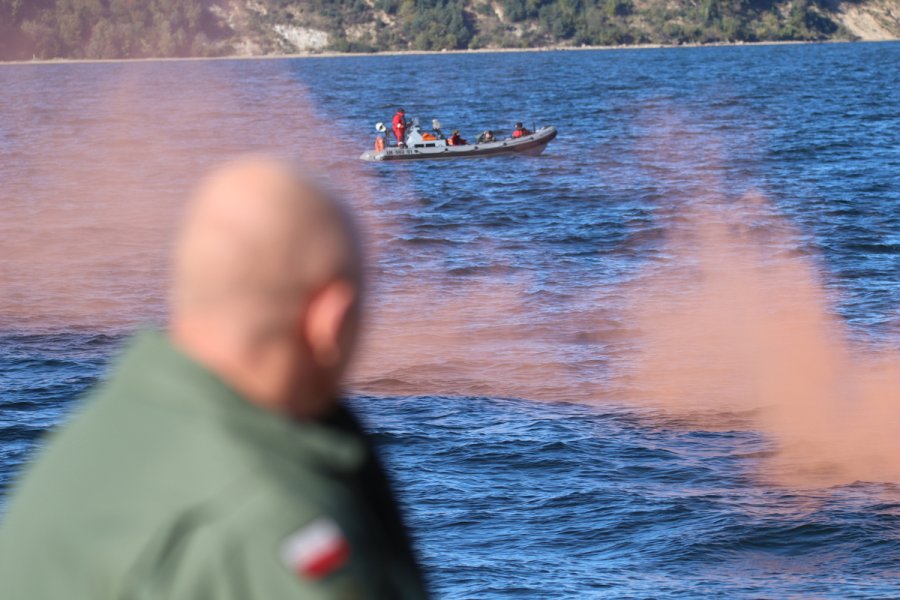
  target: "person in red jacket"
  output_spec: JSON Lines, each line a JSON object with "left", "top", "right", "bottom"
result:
{"left": 392, "top": 108, "right": 408, "bottom": 147}
{"left": 512, "top": 122, "right": 531, "bottom": 138}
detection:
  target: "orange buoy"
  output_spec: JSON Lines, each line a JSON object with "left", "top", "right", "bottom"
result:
{"left": 375, "top": 136, "right": 385, "bottom": 152}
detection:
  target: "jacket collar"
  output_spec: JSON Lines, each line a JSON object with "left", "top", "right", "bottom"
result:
{"left": 112, "top": 330, "right": 366, "bottom": 474}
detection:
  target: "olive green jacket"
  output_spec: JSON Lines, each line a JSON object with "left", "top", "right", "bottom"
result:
{"left": 0, "top": 331, "right": 428, "bottom": 600}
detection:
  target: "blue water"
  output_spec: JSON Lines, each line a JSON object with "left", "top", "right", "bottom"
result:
{"left": 2, "top": 42, "right": 899, "bottom": 597}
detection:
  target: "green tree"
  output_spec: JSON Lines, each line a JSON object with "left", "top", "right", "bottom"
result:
{"left": 399, "top": 0, "right": 474, "bottom": 49}
{"left": 605, "top": 0, "right": 633, "bottom": 18}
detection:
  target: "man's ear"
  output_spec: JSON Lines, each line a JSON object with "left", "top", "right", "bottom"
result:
{"left": 303, "top": 279, "right": 358, "bottom": 369}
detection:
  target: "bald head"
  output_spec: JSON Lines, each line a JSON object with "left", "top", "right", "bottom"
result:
{"left": 168, "top": 157, "right": 363, "bottom": 418}
{"left": 171, "top": 156, "right": 360, "bottom": 339}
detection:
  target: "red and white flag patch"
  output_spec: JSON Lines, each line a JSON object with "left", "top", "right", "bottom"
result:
{"left": 279, "top": 517, "right": 351, "bottom": 579}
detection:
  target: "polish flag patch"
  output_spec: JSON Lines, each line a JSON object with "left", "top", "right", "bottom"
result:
{"left": 280, "top": 517, "right": 351, "bottom": 579}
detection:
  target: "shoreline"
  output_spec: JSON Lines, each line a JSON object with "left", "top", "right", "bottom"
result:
{"left": 1, "top": 38, "right": 895, "bottom": 67}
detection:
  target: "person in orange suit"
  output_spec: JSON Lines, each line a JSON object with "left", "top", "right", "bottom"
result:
{"left": 392, "top": 108, "right": 408, "bottom": 147}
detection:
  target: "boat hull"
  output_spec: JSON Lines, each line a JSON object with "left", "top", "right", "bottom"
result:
{"left": 360, "top": 126, "right": 557, "bottom": 162}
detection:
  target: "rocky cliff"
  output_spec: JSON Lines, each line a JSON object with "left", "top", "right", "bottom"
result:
{"left": 1, "top": 0, "right": 898, "bottom": 61}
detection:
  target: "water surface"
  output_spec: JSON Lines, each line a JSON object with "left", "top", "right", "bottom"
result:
{"left": 1, "top": 43, "right": 899, "bottom": 598}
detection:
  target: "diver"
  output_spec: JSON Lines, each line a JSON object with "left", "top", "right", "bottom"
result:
{"left": 476, "top": 130, "right": 496, "bottom": 144}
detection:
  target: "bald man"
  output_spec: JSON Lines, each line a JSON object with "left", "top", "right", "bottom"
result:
{"left": 0, "top": 158, "right": 429, "bottom": 599}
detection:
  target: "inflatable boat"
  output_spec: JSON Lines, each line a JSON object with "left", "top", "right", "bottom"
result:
{"left": 360, "top": 120, "right": 557, "bottom": 162}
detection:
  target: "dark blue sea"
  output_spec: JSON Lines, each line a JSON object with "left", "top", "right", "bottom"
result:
{"left": 2, "top": 42, "right": 899, "bottom": 598}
